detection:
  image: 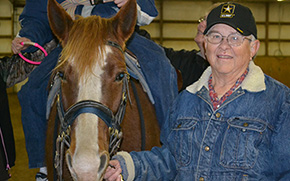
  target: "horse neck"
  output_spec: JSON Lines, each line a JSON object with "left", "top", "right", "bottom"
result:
{"left": 120, "top": 78, "right": 161, "bottom": 151}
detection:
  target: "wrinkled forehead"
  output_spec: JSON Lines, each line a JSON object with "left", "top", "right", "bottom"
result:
{"left": 207, "top": 23, "right": 240, "bottom": 35}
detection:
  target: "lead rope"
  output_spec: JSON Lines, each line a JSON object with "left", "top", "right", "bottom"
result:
{"left": 55, "top": 124, "right": 71, "bottom": 181}
{"left": 0, "top": 128, "right": 10, "bottom": 172}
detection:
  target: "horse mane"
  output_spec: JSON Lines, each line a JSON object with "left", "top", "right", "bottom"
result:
{"left": 58, "top": 15, "right": 113, "bottom": 76}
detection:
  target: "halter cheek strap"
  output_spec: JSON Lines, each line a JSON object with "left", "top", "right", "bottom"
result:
{"left": 107, "top": 41, "right": 124, "bottom": 54}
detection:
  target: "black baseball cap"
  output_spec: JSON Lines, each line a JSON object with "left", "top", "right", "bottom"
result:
{"left": 203, "top": 2, "right": 257, "bottom": 39}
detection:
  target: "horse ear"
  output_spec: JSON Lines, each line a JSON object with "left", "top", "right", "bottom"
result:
{"left": 112, "top": 0, "right": 137, "bottom": 42}
{"left": 47, "top": 0, "right": 73, "bottom": 46}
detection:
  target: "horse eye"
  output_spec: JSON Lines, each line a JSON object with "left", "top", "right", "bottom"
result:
{"left": 115, "top": 72, "right": 125, "bottom": 81}
{"left": 58, "top": 71, "right": 66, "bottom": 81}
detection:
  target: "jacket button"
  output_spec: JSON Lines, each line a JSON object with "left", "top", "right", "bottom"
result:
{"left": 177, "top": 124, "right": 181, "bottom": 128}
{"left": 215, "top": 112, "right": 221, "bottom": 118}
{"left": 204, "top": 146, "right": 210, "bottom": 151}
{"left": 199, "top": 177, "right": 205, "bottom": 181}
{"left": 243, "top": 122, "right": 249, "bottom": 127}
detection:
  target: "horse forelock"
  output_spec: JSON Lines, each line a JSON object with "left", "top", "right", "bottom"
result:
{"left": 59, "top": 15, "right": 113, "bottom": 77}
{"left": 55, "top": 15, "right": 128, "bottom": 180}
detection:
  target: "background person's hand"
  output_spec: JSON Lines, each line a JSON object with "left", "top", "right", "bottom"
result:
{"left": 11, "top": 37, "right": 32, "bottom": 54}
{"left": 114, "top": 0, "right": 128, "bottom": 7}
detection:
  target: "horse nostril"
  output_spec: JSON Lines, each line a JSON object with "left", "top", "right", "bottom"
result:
{"left": 66, "top": 152, "right": 77, "bottom": 180}
{"left": 98, "top": 152, "right": 109, "bottom": 175}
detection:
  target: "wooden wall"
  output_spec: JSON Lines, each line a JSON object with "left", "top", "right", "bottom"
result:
{"left": 144, "top": 1, "right": 290, "bottom": 56}
{"left": 1, "top": 0, "right": 290, "bottom": 88}
{"left": 0, "top": 0, "right": 13, "bottom": 57}
{"left": 255, "top": 56, "right": 290, "bottom": 87}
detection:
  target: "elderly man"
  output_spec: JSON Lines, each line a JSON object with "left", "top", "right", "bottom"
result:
{"left": 104, "top": 2, "right": 290, "bottom": 180}
{"left": 12, "top": 0, "right": 180, "bottom": 180}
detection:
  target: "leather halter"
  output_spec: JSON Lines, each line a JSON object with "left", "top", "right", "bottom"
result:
{"left": 51, "top": 41, "right": 129, "bottom": 180}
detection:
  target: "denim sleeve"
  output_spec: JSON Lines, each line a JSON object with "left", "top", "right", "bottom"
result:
{"left": 18, "top": 0, "right": 55, "bottom": 53}
{"left": 130, "top": 146, "right": 177, "bottom": 180}
{"left": 272, "top": 91, "right": 290, "bottom": 180}
{"left": 136, "top": 0, "right": 158, "bottom": 26}
{"left": 113, "top": 146, "right": 177, "bottom": 180}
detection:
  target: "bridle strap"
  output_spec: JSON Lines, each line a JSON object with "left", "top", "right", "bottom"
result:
{"left": 62, "top": 100, "right": 116, "bottom": 131}
{"left": 107, "top": 41, "right": 124, "bottom": 54}
{"left": 56, "top": 72, "right": 129, "bottom": 134}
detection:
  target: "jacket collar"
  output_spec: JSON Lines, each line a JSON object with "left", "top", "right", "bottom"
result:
{"left": 186, "top": 61, "right": 266, "bottom": 94}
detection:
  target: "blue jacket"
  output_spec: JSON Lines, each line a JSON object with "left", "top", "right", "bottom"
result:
{"left": 115, "top": 61, "right": 290, "bottom": 180}
{"left": 18, "top": 0, "right": 158, "bottom": 53}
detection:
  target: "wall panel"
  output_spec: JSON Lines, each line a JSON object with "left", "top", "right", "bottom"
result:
{"left": 0, "top": 0, "right": 13, "bottom": 57}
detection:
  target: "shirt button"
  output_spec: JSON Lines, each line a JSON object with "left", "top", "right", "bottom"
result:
{"left": 199, "top": 177, "right": 205, "bottom": 181}
{"left": 208, "top": 112, "right": 211, "bottom": 116}
{"left": 216, "top": 112, "right": 221, "bottom": 118}
{"left": 204, "top": 146, "right": 210, "bottom": 151}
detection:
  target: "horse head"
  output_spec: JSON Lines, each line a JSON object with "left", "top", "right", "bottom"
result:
{"left": 47, "top": 0, "right": 137, "bottom": 180}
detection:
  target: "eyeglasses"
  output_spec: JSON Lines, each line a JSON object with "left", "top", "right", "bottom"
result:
{"left": 205, "top": 32, "right": 252, "bottom": 47}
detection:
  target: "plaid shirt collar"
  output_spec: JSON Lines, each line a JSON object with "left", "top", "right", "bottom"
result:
{"left": 208, "top": 67, "right": 249, "bottom": 110}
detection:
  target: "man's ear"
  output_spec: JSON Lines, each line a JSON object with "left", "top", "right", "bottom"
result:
{"left": 250, "top": 39, "right": 260, "bottom": 58}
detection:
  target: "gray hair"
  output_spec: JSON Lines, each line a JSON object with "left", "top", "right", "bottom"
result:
{"left": 248, "top": 34, "right": 258, "bottom": 60}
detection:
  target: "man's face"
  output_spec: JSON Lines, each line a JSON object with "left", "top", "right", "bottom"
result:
{"left": 204, "top": 24, "right": 258, "bottom": 76}
{"left": 194, "top": 20, "right": 206, "bottom": 50}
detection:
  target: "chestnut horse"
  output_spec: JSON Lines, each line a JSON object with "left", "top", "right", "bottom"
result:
{"left": 45, "top": 0, "right": 161, "bottom": 180}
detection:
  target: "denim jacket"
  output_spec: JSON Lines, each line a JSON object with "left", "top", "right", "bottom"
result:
{"left": 115, "top": 61, "right": 290, "bottom": 181}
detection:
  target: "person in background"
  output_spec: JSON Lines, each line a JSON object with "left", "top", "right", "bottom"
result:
{"left": 0, "top": 56, "right": 17, "bottom": 181}
{"left": 11, "top": 0, "right": 178, "bottom": 180}
{"left": 136, "top": 3, "right": 221, "bottom": 91}
{"left": 104, "top": 2, "right": 290, "bottom": 180}
{"left": 162, "top": 16, "right": 209, "bottom": 91}
{"left": 0, "top": 46, "right": 52, "bottom": 180}
{"left": 161, "top": 3, "right": 221, "bottom": 91}
{"left": 136, "top": 16, "right": 209, "bottom": 92}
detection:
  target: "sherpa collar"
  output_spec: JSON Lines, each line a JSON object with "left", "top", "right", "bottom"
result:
{"left": 186, "top": 61, "right": 266, "bottom": 94}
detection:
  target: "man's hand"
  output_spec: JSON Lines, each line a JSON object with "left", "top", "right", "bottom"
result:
{"left": 11, "top": 37, "right": 32, "bottom": 54}
{"left": 104, "top": 160, "right": 123, "bottom": 181}
{"left": 114, "top": 0, "right": 128, "bottom": 7}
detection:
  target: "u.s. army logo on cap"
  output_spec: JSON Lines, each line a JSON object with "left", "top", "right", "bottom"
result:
{"left": 220, "top": 4, "right": 235, "bottom": 18}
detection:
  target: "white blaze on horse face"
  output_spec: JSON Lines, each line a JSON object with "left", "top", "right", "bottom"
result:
{"left": 70, "top": 46, "right": 113, "bottom": 179}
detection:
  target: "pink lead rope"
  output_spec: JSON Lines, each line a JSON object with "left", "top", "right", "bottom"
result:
{"left": 18, "top": 42, "right": 48, "bottom": 65}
